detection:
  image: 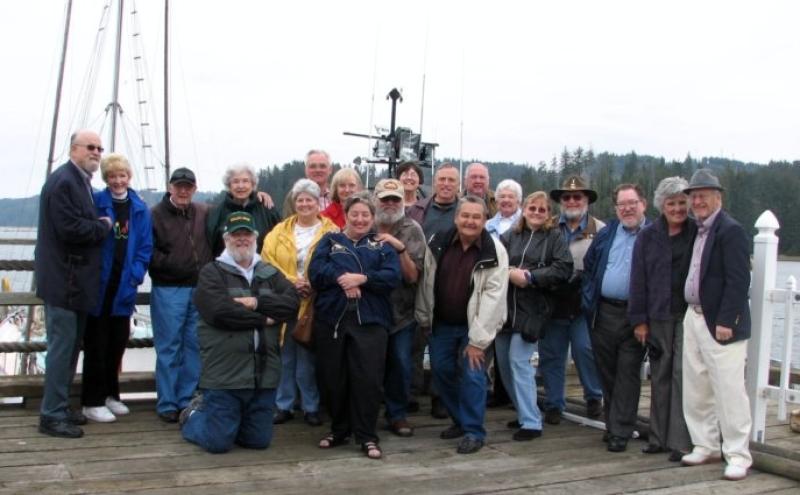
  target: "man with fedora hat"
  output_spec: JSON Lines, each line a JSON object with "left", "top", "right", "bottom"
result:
{"left": 679, "top": 169, "right": 752, "bottom": 481}
{"left": 538, "top": 175, "right": 605, "bottom": 425}
{"left": 181, "top": 211, "right": 299, "bottom": 453}
{"left": 149, "top": 167, "right": 213, "bottom": 423}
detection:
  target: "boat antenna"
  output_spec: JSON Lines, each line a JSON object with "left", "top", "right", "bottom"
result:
{"left": 46, "top": 0, "right": 73, "bottom": 176}
{"left": 419, "top": 21, "right": 429, "bottom": 136}
{"left": 458, "top": 45, "right": 465, "bottom": 192}
{"left": 365, "top": 28, "right": 379, "bottom": 189}
{"left": 163, "top": 0, "right": 171, "bottom": 189}
{"left": 108, "top": 0, "right": 125, "bottom": 151}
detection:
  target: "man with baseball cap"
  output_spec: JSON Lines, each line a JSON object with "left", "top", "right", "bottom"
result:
{"left": 680, "top": 169, "right": 752, "bottom": 481}
{"left": 538, "top": 175, "right": 605, "bottom": 425}
{"left": 181, "top": 211, "right": 299, "bottom": 453}
{"left": 149, "top": 167, "right": 212, "bottom": 423}
{"left": 373, "top": 179, "right": 427, "bottom": 437}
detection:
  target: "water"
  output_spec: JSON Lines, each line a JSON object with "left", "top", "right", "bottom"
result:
{"left": 1, "top": 227, "right": 798, "bottom": 368}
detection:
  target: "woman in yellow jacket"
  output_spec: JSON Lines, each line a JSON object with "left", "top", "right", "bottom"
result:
{"left": 261, "top": 179, "right": 339, "bottom": 426}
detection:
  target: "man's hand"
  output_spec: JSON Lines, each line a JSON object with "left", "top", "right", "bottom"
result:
{"left": 634, "top": 323, "right": 649, "bottom": 345}
{"left": 508, "top": 268, "right": 528, "bottom": 288}
{"left": 715, "top": 325, "right": 733, "bottom": 342}
{"left": 294, "top": 277, "right": 312, "bottom": 298}
{"left": 233, "top": 296, "right": 257, "bottom": 310}
{"left": 374, "top": 232, "right": 404, "bottom": 252}
{"left": 99, "top": 216, "right": 113, "bottom": 229}
{"left": 337, "top": 273, "right": 367, "bottom": 290}
{"left": 463, "top": 344, "right": 485, "bottom": 371}
{"left": 256, "top": 191, "right": 274, "bottom": 208}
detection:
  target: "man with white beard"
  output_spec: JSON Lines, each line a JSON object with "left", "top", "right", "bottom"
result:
{"left": 538, "top": 175, "right": 605, "bottom": 425}
{"left": 373, "top": 179, "right": 427, "bottom": 437}
{"left": 182, "top": 211, "right": 299, "bottom": 453}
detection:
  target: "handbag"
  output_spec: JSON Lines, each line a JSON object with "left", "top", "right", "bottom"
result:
{"left": 291, "top": 297, "right": 315, "bottom": 349}
{"left": 518, "top": 235, "right": 554, "bottom": 343}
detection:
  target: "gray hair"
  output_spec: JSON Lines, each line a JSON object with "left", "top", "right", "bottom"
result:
{"left": 456, "top": 195, "right": 488, "bottom": 217}
{"left": 305, "top": 149, "right": 331, "bottom": 166}
{"left": 344, "top": 190, "right": 375, "bottom": 216}
{"left": 653, "top": 176, "right": 689, "bottom": 213}
{"left": 291, "top": 178, "right": 321, "bottom": 202}
{"left": 223, "top": 162, "right": 257, "bottom": 189}
{"left": 495, "top": 179, "right": 522, "bottom": 203}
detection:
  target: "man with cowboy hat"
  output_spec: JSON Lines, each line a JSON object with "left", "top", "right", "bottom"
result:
{"left": 679, "top": 169, "right": 752, "bottom": 481}
{"left": 538, "top": 175, "right": 605, "bottom": 425}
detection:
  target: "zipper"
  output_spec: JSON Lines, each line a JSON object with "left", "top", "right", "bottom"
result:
{"left": 511, "top": 230, "right": 536, "bottom": 328}
{"left": 333, "top": 236, "right": 367, "bottom": 338}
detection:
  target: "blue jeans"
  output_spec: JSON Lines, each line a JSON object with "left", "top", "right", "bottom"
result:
{"left": 384, "top": 322, "right": 416, "bottom": 422}
{"left": 41, "top": 305, "right": 86, "bottom": 420}
{"left": 494, "top": 332, "right": 542, "bottom": 430}
{"left": 429, "top": 322, "right": 487, "bottom": 441}
{"left": 151, "top": 286, "right": 200, "bottom": 414}
{"left": 538, "top": 316, "right": 603, "bottom": 412}
{"left": 275, "top": 326, "right": 319, "bottom": 413}
{"left": 182, "top": 388, "right": 276, "bottom": 453}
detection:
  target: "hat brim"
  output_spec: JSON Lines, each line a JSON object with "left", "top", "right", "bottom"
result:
{"left": 170, "top": 179, "right": 196, "bottom": 186}
{"left": 376, "top": 191, "right": 404, "bottom": 200}
{"left": 550, "top": 189, "right": 598, "bottom": 204}
{"left": 225, "top": 225, "right": 256, "bottom": 234}
{"left": 683, "top": 185, "right": 724, "bottom": 193}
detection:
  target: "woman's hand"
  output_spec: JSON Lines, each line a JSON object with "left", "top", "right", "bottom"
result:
{"left": 337, "top": 273, "right": 367, "bottom": 290}
{"left": 509, "top": 268, "right": 529, "bottom": 288}
{"left": 294, "top": 277, "right": 312, "bottom": 298}
{"left": 634, "top": 323, "right": 649, "bottom": 345}
{"left": 344, "top": 287, "right": 362, "bottom": 299}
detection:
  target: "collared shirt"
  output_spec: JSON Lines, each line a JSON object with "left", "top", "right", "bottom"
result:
{"left": 71, "top": 161, "right": 94, "bottom": 203}
{"left": 486, "top": 209, "right": 521, "bottom": 240}
{"left": 434, "top": 234, "right": 481, "bottom": 324}
{"left": 600, "top": 220, "right": 643, "bottom": 300}
{"left": 559, "top": 213, "right": 589, "bottom": 244}
{"left": 387, "top": 216, "right": 427, "bottom": 331}
{"left": 684, "top": 207, "right": 722, "bottom": 305}
{"left": 422, "top": 197, "right": 457, "bottom": 240}
{"left": 318, "top": 189, "right": 332, "bottom": 211}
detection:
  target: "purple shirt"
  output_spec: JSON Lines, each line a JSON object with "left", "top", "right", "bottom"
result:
{"left": 684, "top": 207, "right": 722, "bottom": 305}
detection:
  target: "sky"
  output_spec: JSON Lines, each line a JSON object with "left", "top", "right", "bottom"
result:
{"left": 0, "top": 0, "right": 798, "bottom": 198}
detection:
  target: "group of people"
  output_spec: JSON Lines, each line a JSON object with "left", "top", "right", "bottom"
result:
{"left": 34, "top": 128, "right": 753, "bottom": 480}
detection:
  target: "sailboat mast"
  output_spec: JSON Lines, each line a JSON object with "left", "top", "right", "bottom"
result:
{"left": 46, "top": 0, "right": 73, "bottom": 177}
{"left": 109, "top": 0, "right": 125, "bottom": 152}
{"left": 163, "top": 0, "right": 171, "bottom": 189}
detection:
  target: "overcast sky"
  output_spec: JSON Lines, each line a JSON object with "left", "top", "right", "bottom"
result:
{"left": 1, "top": 0, "right": 798, "bottom": 198}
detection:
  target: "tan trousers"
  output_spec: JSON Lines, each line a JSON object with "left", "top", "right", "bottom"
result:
{"left": 682, "top": 309, "right": 752, "bottom": 468}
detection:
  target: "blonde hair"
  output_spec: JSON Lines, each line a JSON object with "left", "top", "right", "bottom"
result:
{"left": 514, "top": 191, "right": 555, "bottom": 233}
{"left": 100, "top": 153, "right": 132, "bottom": 183}
{"left": 330, "top": 167, "right": 363, "bottom": 203}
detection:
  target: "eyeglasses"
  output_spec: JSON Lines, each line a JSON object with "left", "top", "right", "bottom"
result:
{"left": 560, "top": 193, "right": 585, "bottom": 203}
{"left": 76, "top": 143, "right": 105, "bottom": 153}
{"left": 615, "top": 200, "right": 641, "bottom": 210}
{"left": 379, "top": 196, "right": 402, "bottom": 203}
{"left": 527, "top": 206, "right": 548, "bottom": 214}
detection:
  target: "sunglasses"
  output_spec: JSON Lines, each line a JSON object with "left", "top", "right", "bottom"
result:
{"left": 560, "top": 193, "right": 585, "bottom": 202}
{"left": 379, "top": 196, "right": 402, "bottom": 203}
{"left": 76, "top": 143, "right": 105, "bottom": 153}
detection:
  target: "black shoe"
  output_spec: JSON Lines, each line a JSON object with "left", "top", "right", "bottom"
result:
{"left": 668, "top": 450, "right": 684, "bottom": 462}
{"left": 456, "top": 436, "right": 484, "bottom": 454}
{"left": 39, "top": 417, "right": 83, "bottom": 438}
{"left": 431, "top": 398, "right": 449, "bottom": 419}
{"left": 607, "top": 435, "right": 628, "bottom": 452}
{"left": 67, "top": 407, "right": 87, "bottom": 426}
{"left": 179, "top": 394, "right": 204, "bottom": 426}
{"left": 586, "top": 398, "right": 602, "bottom": 419}
{"left": 512, "top": 428, "right": 542, "bottom": 441}
{"left": 506, "top": 419, "right": 521, "bottom": 429}
{"left": 407, "top": 400, "right": 420, "bottom": 413}
{"left": 544, "top": 409, "right": 562, "bottom": 425}
{"left": 273, "top": 409, "right": 294, "bottom": 424}
{"left": 439, "top": 424, "right": 465, "bottom": 439}
{"left": 158, "top": 410, "right": 179, "bottom": 423}
{"left": 304, "top": 412, "right": 323, "bottom": 427}
{"left": 641, "top": 444, "right": 667, "bottom": 454}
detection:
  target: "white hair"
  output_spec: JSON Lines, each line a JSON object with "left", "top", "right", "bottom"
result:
{"left": 653, "top": 176, "right": 689, "bottom": 213}
{"left": 291, "top": 178, "right": 321, "bottom": 202}
{"left": 495, "top": 179, "right": 522, "bottom": 203}
{"left": 223, "top": 162, "right": 257, "bottom": 189}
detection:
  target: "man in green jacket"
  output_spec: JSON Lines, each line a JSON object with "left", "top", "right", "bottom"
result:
{"left": 181, "top": 211, "right": 299, "bottom": 453}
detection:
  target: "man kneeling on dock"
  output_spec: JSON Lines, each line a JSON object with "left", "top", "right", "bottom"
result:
{"left": 180, "top": 212, "right": 299, "bottom": 453}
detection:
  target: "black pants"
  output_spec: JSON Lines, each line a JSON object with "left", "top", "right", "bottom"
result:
{"left": 315, "top": 312, "right": 387, "bottom": 444}
{"left": 82, "top": 312, "right": 130, "bottom": 407}
{"left": 590, "top": 301, "right": 645, "bottom": 438}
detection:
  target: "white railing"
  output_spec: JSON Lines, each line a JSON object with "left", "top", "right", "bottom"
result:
{"left": 747, "top": 210, "right": 800, "bottom": 443}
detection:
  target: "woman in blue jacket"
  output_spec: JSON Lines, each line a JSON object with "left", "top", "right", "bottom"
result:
{"left": 81, "top": 154, "right": 153, "bottom": 423}
{"left": 309, "top": 191, "right": 401, "bottom": 460}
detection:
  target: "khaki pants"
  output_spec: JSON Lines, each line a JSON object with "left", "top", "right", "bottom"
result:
{"left": 682, "top": 309, "right": 752, "bottom": 468}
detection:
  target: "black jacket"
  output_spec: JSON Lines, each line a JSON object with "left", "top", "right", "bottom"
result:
{"left": 500, "top": 226, "right": 572, "bottom": 340}
{"left": 194, "top": 258, "right": 299, "bottom": 390}
{"left": 206, "top": 192, "right": 281, "bottom": 257}
{"left": 34, "top": 161, "right": 110, "bottom": 311}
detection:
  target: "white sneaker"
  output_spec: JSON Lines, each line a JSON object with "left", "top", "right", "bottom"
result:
{"left": 723, "top": 464, "right": 748, "bottom": 481}
{"left": 105, "top": 397, "right": 130, "bottom": 416}
{"left": 681, "top": 451, "right": 722, "bottom": 466}
{"left": 83, "top": 406, "right": 117, "bottom": 423}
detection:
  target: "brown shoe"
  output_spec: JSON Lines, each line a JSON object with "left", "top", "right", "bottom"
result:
{"left": 388, "top": 419, "right": 414, "bottom": 437}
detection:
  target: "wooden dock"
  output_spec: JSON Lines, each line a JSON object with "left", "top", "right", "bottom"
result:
{"left": 0, "top": 381, "right": 798, "bottom": 495}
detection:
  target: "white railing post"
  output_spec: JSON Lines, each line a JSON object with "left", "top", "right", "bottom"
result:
{"left": 778, "top": 275, "right": 796, "bottom": 421}
{"left": 747, "top": 210, "right": 779, "bottom": 443}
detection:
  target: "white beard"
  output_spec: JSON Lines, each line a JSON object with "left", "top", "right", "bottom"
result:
{"left": 562, "top": 206, "right": 588, "bottom": 221}
{"left": 376, "top": 208, "right": 404, "bottom": 226}
{"left": 227, "top": 241, "right": 257, "bottom": 264}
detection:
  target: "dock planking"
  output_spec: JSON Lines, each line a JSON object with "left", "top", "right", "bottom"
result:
{"left": 0, "top": 377, "right": 797, "bottom": 493}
